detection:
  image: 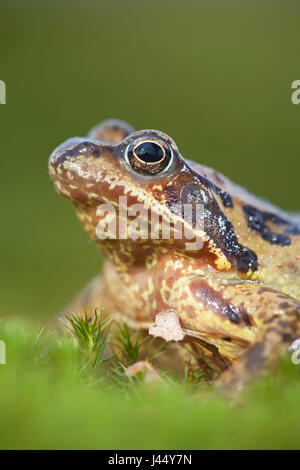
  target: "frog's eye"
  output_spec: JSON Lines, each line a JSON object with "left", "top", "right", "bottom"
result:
{"left": 125, "top": 139, "right": 173, "bottom": 175}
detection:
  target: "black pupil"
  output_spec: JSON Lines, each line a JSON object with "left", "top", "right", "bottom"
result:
{"left": 134, "top": 142, "right": 164, "bottom": 163}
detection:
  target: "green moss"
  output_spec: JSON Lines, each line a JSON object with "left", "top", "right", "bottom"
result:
{"left": 0, "top": 319, "right": 299, "bottom": 450}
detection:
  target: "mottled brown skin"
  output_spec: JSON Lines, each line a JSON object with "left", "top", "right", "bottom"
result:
{"left": 49, "top": 119, "right": 300, "bottom": 391}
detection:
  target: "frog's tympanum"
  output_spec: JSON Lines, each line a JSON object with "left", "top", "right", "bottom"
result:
{"left": 49, "top": 119, "right": 300, "bottom": 391}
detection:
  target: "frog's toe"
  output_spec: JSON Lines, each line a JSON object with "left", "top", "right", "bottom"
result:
{"left": 88, "top": 119, "right": 135, "bottom": 144}
{"left": 214, "top": 363, "right": 249, "bottom": 396}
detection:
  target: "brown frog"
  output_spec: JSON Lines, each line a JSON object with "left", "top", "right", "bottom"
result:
{"left": 48, "top": 119, "right": 300, "bottom": 390}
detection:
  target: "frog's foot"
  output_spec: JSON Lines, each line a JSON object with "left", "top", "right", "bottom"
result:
{"left": 215, "top": 300, "right": 300, "bottom": 394}
{"left": 148, "top": 309, "right": 229, "bottom": 377}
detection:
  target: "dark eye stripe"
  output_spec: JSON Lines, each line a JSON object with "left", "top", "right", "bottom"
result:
{"left": 134, "top": 142, "right": 165, "bottom": 164}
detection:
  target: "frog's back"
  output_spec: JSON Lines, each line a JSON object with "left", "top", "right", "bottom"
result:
{"left": 188, "top": 160, "right": 300, "bottom": 301}
{"left": 189, "top": 159, "right": 300, "bottom": 222}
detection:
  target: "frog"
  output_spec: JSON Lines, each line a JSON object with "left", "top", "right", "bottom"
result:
{"left": 48, "top": 119, "right": 300, "bottom": 391}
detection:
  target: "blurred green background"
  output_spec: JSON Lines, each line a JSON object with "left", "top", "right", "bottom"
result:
{"left": 1, "top": 0, "right": 300, "bottom": 451}
{"left": 1, "top": 0, "right": 300, "bottom": 321}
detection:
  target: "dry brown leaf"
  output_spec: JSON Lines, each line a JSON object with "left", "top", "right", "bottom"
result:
{"left": 149, "top": 309, "right": 185, "bottom": 342}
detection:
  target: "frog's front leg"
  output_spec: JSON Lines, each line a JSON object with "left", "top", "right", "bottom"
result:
{"left": 176, "top": 277, "right": 300, "bottom": 391}
{"left": 60, "top": 274, "right": 105, "bottom": 318}
{"left": 216, "top": 289, "right": 300, "bottom": 392}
